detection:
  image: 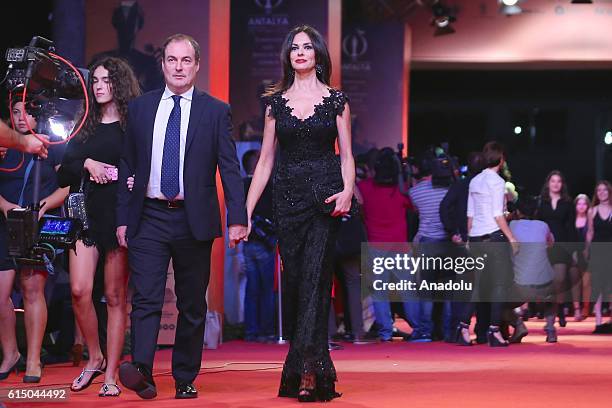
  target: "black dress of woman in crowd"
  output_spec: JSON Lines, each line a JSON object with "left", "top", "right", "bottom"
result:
{"left": 245, "top": 25, "right": 356, "bottom": 402}
{"left": 585, "top": 181, "right": 612, "bottom": 332}
{"left": 538, "top": 171, "right": 576, "bottom": 326}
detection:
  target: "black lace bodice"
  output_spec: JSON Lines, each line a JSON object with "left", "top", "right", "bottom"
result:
{"left": 266, "top": 89, "right": 348, "bottom": 231}
{"left": 266, "top": 88, "right": 348, "bottom": 162}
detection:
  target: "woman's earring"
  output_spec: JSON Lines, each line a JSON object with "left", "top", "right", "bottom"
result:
{"left": 315, "top": 64, "right": 322, "bottom": 75}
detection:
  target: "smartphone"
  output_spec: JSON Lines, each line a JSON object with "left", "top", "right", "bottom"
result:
{"left": 90, "top": 166, "right": 118, "bottom": 182}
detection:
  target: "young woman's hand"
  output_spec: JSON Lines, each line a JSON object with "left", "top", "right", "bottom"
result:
{"left": 85, "top": 158, "right": 116, "bottom": 184}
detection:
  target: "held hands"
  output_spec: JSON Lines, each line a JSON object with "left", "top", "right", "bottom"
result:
{"left": 85, "top": 159, "right": 116, "bottom": 184}
{"left": 326, "top": 189, "right": 353, "bottom": 217}
{"left": 228, "top": 224, "right": 248, "bottom": 248}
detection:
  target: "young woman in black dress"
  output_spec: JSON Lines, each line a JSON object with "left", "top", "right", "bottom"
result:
{"left": 58, "top": 57, "right": 140, "bottom": 396}
{"left": 538, "top": 171, "right": 575, "bottom": 327}
{"left": 245, "top": 25, "right": 355, "bottom": 402}
{"left": 572, "top": 194, "right": 590, "bottom": 321}
{"left": 584, "top": 181, "right": 612, "bottom": 332}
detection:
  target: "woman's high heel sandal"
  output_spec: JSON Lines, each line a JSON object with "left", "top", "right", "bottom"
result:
{"left": 0, "top": 354, "right": 25, "bottom": 380}
{"left": 297, "top": 373, "right": 316, "bottom": 403}
{"left": 487, "top": 326, "right": 509, "bottom": 347}
{"left": 23, "top": 361, "right": 44, "bottom": 383}
{"left": 455, "top": 322, "right": 473, "bottom": 346}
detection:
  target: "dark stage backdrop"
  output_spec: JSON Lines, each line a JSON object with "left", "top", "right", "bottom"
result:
{"left": 229, "top": 0, "right": 329, "bottom": 141}
{"left": 409, "top": 70, "right": 612, "bottom": 197}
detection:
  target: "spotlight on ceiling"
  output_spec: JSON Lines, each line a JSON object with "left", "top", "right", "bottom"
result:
{"left": 499, "top": 0, "right": 522, "bottom": 15}
{"left": 430, "top": 1, "right": 456, "bottom": 36}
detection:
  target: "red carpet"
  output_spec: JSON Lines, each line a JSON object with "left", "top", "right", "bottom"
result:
{"left": 1, "top": 318, "right": 611, "bottom": 408}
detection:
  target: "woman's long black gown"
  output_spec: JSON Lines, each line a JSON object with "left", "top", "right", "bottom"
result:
{"left": 266, "top": 88, "right": 348, "bottom": 401}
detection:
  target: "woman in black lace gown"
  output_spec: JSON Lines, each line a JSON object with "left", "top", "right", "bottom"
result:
{"left": 245, "top": 25, "right": 356, "bottom": 402}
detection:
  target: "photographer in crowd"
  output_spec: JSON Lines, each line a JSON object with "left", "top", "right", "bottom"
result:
{"left": 509, "top": 195, "right": 556, "bottom": 343}
{"left": 408, "top": 147, "right": 452, "bottom": 342}
{"left": 357, "top": 147, "right": 415, "bottom": 342}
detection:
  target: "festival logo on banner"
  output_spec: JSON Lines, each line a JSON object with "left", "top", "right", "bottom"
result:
{"left": 342, "top": 29, "right": 369, "bottom": 65}
{"left": 341, "top": 22, "right": 406, "bottom": 153}
{"left": 254, "top": 0, "right": 284, "bottom": 14}
{"left": 230, "top": 0, "right": 291, "bottom": 141}
{"left": 341, "top": 28, "right": 375, "bottom": 154}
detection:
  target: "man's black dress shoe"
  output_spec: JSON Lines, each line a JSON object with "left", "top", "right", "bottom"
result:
{"left": 118, "top": 362, "right": 157, "bottom": 399}
{"left": 175, "top": 382, "right": 198, "bottom": 399}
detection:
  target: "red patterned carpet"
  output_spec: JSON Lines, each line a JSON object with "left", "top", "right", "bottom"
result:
{"left": 1, "top": 318, "right": 611, "bottom": 408}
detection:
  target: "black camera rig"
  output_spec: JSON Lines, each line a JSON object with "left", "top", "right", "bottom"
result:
{"left": 3, "top": 36, "right": 87, "bottom": 268}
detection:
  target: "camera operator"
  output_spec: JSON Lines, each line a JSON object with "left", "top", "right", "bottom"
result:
{"left": 242, "top": 149, "right": 276, "bottom": 343}
{"left": 0, "top": 119, "right": 48, "bottom": 158}
{"left": 357, "top": 147, "right": 415, "bottom": 341}
{"left": 0, "top": 97, "right": 67, "bottom": 383}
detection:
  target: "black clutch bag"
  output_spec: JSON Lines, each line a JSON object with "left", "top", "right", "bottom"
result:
{"left": 311, "top": 183, "right": 360, "bottom": 216}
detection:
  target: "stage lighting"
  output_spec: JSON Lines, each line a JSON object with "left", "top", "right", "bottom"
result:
{"left": 605, "top": 131, "right": 612, "bottom": 145}
{"left": 430, "top": 1, "right": 456, "bottom": 36}
{"left": 499, "top": 0, "right": 522, "bottom": 15}
{"left": 514, "top": 126, "right": 522, "bottom": 135}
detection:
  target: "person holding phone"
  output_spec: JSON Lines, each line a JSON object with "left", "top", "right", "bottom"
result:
{"left": 57, "top": 56, "right": 140, "bottom": 397}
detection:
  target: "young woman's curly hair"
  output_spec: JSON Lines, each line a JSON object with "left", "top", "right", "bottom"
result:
{"left": 77, "top": 56, "right": 141, "bottom": 142}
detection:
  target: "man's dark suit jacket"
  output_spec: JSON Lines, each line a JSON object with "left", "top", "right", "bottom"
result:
{"left": 116, "top": 88, "right": 247, "bottom": 241}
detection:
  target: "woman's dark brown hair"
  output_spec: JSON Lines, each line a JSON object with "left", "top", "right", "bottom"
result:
{"left": 77, "top": 56, "right": 141, "bottom": 142}
{"left": 264, "top": 25, "right": 331, "bottom": 96}
{"left": 592, "top": 180, "right": 612, "bottom": 207}
{"left": 540, "top": 170, "right": 572, "bottom": 203}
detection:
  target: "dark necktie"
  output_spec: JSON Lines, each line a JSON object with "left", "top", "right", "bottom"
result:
{"left": 160, "top": 94, "right": 181, "bottom": 200}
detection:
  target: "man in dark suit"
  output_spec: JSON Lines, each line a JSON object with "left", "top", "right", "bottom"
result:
{"left": 116, "top": 33, "right": 247, "bottom": 400}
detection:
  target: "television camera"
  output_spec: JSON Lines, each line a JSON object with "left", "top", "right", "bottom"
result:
{"left": 3, "top": 36, "right": 87, "bottom": 268}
